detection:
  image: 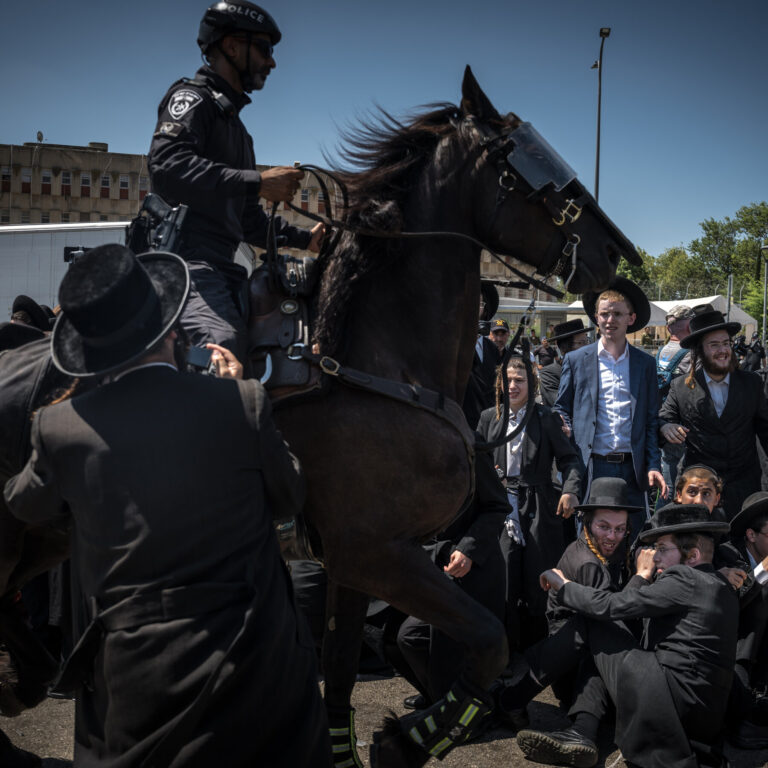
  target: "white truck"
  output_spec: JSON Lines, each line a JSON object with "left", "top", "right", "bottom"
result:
{"left": 0, "top": 223, "right": 258, "bottom": 318}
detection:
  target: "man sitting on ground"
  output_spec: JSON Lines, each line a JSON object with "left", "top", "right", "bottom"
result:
{"left": 498, "top": 503, "right": 736, "bottom": 768}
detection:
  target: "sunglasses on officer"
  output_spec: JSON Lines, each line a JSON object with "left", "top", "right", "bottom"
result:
{"left": 232, "top": 35, "right": 274, "bottom": 60}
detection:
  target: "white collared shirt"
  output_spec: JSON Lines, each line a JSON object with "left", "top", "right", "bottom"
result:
{"left": 505, "top": 405, "right": 527, "bottom": 479}
{"left": 747, "top": 547, "right": 768, "bottom": 585}
{"left": 475, "top": 335, "right": 484, "bottom": 362}
{"left": 703, "top": 371, "right": 730, "bottom": 418}
{"left": 593, "top": 338, "right": 632, "bottom": 455}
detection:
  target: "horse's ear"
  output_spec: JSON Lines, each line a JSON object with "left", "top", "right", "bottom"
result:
{"left": 460, "top": 66, "right": 501, "bottom": 122}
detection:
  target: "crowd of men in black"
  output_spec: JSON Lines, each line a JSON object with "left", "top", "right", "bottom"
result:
{"left": 1, "top": 2, "right": 767, "bottom": 767}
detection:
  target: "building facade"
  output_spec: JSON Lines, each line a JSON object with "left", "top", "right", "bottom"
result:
{"left": 1, "top": 139, "right": 535, "bottom": 301}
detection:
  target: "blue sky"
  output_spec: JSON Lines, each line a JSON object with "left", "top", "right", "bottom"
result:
{"left": 1, "top": 0, "right": 766, "bottom": 258}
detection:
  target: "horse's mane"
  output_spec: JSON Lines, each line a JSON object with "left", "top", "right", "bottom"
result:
{"left": 312, "top": 103, "right": 465, "bottom": 355}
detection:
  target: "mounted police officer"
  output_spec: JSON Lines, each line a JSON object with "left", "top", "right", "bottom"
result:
{"left": 148, "top": 2, "right": 324, "bottom": 366}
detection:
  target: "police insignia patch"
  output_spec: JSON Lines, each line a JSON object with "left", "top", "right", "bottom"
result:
{"left": 168, "top": 89, "right": 202, "bottom": 119}
{"left": 154, "top": 122, "right": 183, "bottom": 138}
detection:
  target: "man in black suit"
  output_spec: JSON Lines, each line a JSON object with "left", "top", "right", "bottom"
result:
{"left": 4, "top": 244, "right": 330, "bottom": 767}
{"left": 724, "top": 492, "right": 768, "bottom": 748}
{"left": 659, "top": 309, "right": 768, "bottom": 520}
{"left": 538, "top": 319, "right": 589, "bottom": 408}
{"left": 462, "top": 282, "right": 503, "bottom": 428}
{"left": 498, "top": 503, "right": 737, "bottom": 768}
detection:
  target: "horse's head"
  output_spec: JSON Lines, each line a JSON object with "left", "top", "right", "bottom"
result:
{"left": 458, "top": 66, "right": 641, "bottom": 294}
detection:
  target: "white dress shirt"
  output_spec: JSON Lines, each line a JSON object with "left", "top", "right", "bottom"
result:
{"left": 593, "top": 339, "right": 632, "bottom": 455}
{"left": 505, "top": 405, "right": 527, "bottom": 479}
{"left": 703, "top": 371, "right": 730, "bottom": 418}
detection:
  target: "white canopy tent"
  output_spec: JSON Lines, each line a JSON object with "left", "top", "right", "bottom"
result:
{"left": 567, "top": 295, "right": 757, "bottom": 336}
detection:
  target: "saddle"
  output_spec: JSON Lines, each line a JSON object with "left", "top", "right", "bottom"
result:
{"left": 248, "top": 254, "right": 324, "bottom": 403}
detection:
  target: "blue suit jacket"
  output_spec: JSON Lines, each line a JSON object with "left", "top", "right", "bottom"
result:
{"left": 554, "top": 341, "right": 661, "bottom": 490}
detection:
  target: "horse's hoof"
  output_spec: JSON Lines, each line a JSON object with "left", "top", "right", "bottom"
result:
{"left": 370, "top": 719, "right": 429, "bottom": 768}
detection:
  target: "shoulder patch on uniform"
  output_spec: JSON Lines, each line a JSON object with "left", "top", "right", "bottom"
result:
{"left": 167, "top": 89, "right": 203, "bottom": 119}
{"left": 154, "top": 121, "right": 184, "bottom": 138}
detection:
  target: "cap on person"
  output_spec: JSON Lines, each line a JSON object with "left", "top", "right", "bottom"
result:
{"left": 491, "top": 319, "right": 510, "bottom": 333}
{"left": 665, "top": 305, "right": 695, "bottom": 324}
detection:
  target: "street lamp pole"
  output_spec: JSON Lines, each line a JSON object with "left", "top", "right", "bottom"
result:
{"left": 762, "top": 243, "right": 768, "bottom": 347}
{"left": 593, "top": 27, "right": 611, "bottom": 203}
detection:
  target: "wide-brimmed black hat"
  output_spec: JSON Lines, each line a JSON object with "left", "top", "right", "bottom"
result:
{"left": 575, "top": 477, "right": 646, "bottom": 515}
{"left": 730, "top": 492, "right": 768, "bottom": 541}
{"left": 680, "top": 309, "right": 741, "bottom": 349}
{"left": 548, "top": 319, "right": 588, "bottom": 342}
{"left": 582, "top": 276, "right": 651, "bottom": 334}
{"left": 11, "top": 295, "right": 51, "bottom": 333}
{"left": 636, "top": 503, "right": 730, "bottom": 544}
{"left": 52, "top": 244, "right": 190, "bottom": 378}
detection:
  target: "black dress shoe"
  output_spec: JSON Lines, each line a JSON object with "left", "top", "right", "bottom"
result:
{"left": 403, "top": 693, "right": 427, "bottom": 710}
{"left": 516, "top": 726, "right": 598, "bottom": 767}
{"left": 728, "top": 719, "right": 768, "bottom": 750}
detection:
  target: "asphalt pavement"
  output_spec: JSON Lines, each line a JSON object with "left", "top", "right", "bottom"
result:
{"left": 3, "top": 678, "right": 767, "bottom": 767}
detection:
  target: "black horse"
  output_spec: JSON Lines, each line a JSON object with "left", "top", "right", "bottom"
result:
{"left": 256, "top": 67, "right": 640, "bottom": 766}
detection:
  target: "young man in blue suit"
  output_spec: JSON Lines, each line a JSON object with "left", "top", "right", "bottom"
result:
{"left": 554, "top": 277, "right": 666, "bottom": 538}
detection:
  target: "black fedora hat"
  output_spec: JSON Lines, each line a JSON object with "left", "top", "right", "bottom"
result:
{"left": 548, "top": 319, "right": 587, "bottom": 342}
{"left": 636, "top": 503, "right": 730, "bottom": 545}
{"left": 575, "top": 477, "right": 646, "bottom": 515}
{"left": 582, "top": 276, "right": 651, "bottom": 334}
{"left": 52, "top": 244, "right": 190, "bottom": 378}
{"left": 480, "top": 280, "right": 499, "bottom": 322}
{"left": 679, "top": 309, "right": 741, "bottom": 349}
{"left": 12, "top": 294, "right": 51, "bottom": 333}
{"left": 730, "top": 492, "right": 768, "bottom": 541}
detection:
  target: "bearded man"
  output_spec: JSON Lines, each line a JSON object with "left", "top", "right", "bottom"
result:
{"left": 659, "top": 309, "right": 768, "bottom": 520}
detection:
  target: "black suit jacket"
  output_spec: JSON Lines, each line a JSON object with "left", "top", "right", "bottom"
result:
{"left": 478, "top": 403, "right": 584, "bottom": 613}
{"left": 462, "top": 337, "right": 501, "bottom": 429}
{"left": 560, "top": 563, "right": 738, "bottom": 748}
{"left": 4, "top": 366, "right": 330, "bottom": 767}
{"left": 538, "top": 361, "right": 562, "bottom": 408}
{"left": 659, "top": 368, "right": 768, "bottom": 518}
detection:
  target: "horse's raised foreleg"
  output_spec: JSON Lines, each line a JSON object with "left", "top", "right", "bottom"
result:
{"left": 327, "top": 541, "right": 507, "bottom": 768}
{"left": 323, "top": 580, "right": 369, "bottom": 768}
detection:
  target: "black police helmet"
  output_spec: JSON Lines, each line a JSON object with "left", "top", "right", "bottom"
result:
{"left": 198, "top": 1, "right": 282, "bottom": 53}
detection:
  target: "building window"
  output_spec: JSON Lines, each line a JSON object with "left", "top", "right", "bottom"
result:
{"left": 1, "top": 211, "right": 9, "bottom": 224}
{"left": 41, "top": 211, "right": 50, "bottom": 224}
{"left": 61, "top": 170, "right": 71, "bottom": 196}
{"left": 80, "top": 172, "right": 91, "bottom": 197}
{"left": 300, "top": 188, "right": 309, "bottom": 211}
{"left": 22, "top": 168, "right": 32, "bottom": 194}
{"left": 317, "top": 191, "right": 326, "bottom": 215}
{"left": 21, "top": 211, "right": 30, "bottom": 224}
{"left": 80, "top": 211, "right": 90, "bottom": 222}
{"left": 41, "top": 169, "right": 52, "bottom": 195}
{"left": 119, "top": 175, "right": 129, "bottom": 200}
{"left": 61, "top": 212, "right": 70, "bottom": 223}
{"left": 139, "top": 175, "right": 149, "bottom": 201}
{"left": 100, "top": 214, "right": 109, "bottom": 221}
{"left": 1, "top": 167, "right": 10, "bottom": 193}
{"left": 100, "top": 174, "right": 110, "bottom": 199}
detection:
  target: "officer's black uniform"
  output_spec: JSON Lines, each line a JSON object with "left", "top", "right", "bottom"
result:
{"left": 148, "top": 65, "right": 312, "bottom": 360}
